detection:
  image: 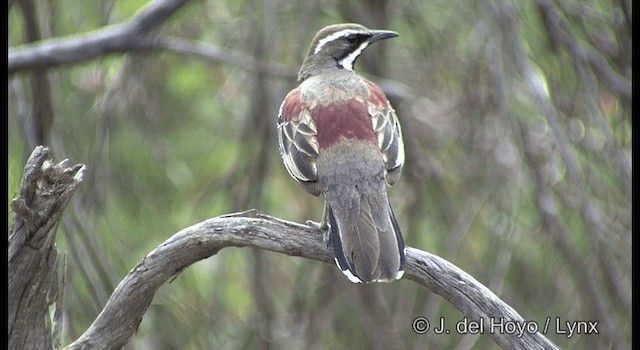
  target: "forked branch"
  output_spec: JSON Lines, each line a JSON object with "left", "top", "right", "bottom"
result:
{"left": 64, "top": 212, "right": 559, "bottom": 349}
{"left": 8, "top": 147, "right": 558, "bottom": 350}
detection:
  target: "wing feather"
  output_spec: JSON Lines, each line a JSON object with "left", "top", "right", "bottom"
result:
{"left": 367, "top": 102, "right": 405, "bottom": 186}
{"left": 277, "top": 90, "right": 321, "bottom": 196}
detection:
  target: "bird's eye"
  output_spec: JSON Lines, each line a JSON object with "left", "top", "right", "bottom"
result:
{"left": 346, "top": 36, "right": 359, "bottom": 45}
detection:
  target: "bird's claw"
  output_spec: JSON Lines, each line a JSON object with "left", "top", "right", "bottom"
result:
{"left": 305, "top": 220, "right": 322, "bottom": 230}
{"left": 306, "top": 220, "right": 331, "bottom": 247}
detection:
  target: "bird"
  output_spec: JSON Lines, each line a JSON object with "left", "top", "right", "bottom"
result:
{"left": 277, "top": 23, "right": 405, "bottom": 283}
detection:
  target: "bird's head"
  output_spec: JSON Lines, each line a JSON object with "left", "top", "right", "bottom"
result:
{"left": 298, "top": 23, "right": 398, "bottom": 81}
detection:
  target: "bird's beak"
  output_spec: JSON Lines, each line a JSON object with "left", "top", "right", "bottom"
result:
{"left": 368, "top": 30, "right": 399, "bottom": 43}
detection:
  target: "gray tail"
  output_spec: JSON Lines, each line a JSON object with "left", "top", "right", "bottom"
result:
{"left": 326, "top": 187, "right": 405, "bottom": 283}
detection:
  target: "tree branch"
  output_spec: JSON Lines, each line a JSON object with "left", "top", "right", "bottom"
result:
{"left": 8, "top": 146, "right": 85, "bottom": 349}
{"left": 8, "top": 0, "right": 191, "bottom": 73}
{"left": 8, "top": 0, "right": 297, "bottom": 80}
{"left": 64, "top": 211, "right": 559, "bottom": 350}
{"left": 8, "top": 150, "right": 558, "bottom": 350}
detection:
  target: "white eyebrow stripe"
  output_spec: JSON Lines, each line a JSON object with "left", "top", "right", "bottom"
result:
{"left": 313, "top": 29, "right": 368, "bottom": 54}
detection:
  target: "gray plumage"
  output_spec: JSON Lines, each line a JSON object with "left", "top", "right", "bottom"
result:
{"left": 317, "top": 141, "right": 402, "bottom": 282}
{"left": 277, "top": 23, "right": 405, "bottom": 283}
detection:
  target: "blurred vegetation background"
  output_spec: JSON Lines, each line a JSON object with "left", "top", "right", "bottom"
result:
{"left": 8, "top": 0, "right": 631, "bottom": 349}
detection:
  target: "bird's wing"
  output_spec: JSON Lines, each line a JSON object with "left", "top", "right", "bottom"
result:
{"left": 366, "top": 83, "right": 405, "bottom": 186}
{"left": 277, "top": 89, "right": 322, "bottom": 196}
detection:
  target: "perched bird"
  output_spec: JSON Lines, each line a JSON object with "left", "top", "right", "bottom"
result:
{"left": 277, "top": 23, "right": 405, "bottom": 283}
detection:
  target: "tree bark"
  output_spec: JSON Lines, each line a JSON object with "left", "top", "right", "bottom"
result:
{"left": 8, "top": 147, "right": 559, "bottom": 350}
{"left": 63, "top": 211, "right": 559, "bottom": 350}
{"left": 8, "top": 0, "right": 191, "bottom": 74}
{"left": 8, "top": 146, "right": 85, "bottom": 349}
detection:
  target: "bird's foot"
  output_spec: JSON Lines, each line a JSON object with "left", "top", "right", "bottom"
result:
{"left": 305, "top": 219, "right": 322, "bottom": 230}
{"left": 306, "top": 220, "right": 331, "bottom": 247}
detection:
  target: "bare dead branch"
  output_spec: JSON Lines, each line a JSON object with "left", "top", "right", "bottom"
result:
{"left": 8, "top": 146, "right": 85, "bottom": 349}
{"left": 63, "top": 211, "right": 559, "bottom": 350}
{"left": 8, "top": 0, "right": 191, "bottom": 73}
{"left": 7, "top": 129, "right": 558, "bottom": 350}
{"left": 8, "top": 0, "right": 297, "bottom": 80}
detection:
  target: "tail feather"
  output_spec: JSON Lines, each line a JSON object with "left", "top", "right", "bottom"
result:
{"left": 388, "top": 204, "right": 406, "bottom": 279}
{"left": 329, "top": 207, "right": 366, "bottom": 283}
{"left": 326, "top": 187, "right": 404, "bottom": 283}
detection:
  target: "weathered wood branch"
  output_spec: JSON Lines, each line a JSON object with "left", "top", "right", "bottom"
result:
{"left": 63, "top": 211, "right": 559, "bottom": 350}
{"left": 8, "top": 146, "right": 85, "bottom": 349}
{"left": 7, "top": 150, "right": 559, "bottom": 350}
{"left": 8, "top": 0, "right": 191, "bottom": 73}
{"left": 8, "top": 0, "right": 295, "bottom": 79}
